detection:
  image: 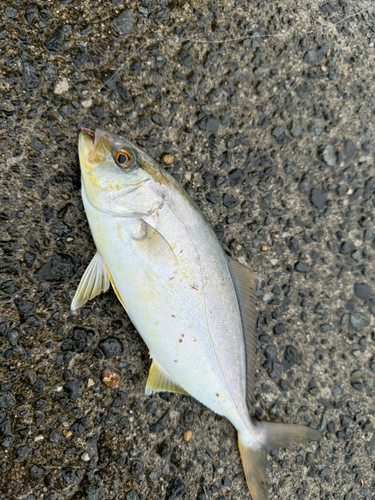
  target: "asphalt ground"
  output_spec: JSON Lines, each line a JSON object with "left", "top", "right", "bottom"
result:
{"left": 1, "top": 1, "right": 375, "bottom": 499}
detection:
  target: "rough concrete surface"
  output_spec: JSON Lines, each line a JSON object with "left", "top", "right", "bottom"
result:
{"left": 1, "top": 0, "right": 375, "bottom": 499}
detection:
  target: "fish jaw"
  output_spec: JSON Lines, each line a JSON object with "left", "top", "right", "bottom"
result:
{"left": 78, "top": 129, "right": 94, "bottom": 170}
{"left": 78, "top": 130, "right": 111, "bottom": 209}
{"left": 78, "top": 130, "right": 113, "bottom": 174}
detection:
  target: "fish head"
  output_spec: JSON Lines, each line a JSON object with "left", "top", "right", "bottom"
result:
{"left": 78, "top": 128, "right": 166, "bottom": 217}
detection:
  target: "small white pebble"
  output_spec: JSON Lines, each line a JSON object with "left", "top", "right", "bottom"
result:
{"left": 54, "top": 77, "right": 69, "bottom": 95}
{"left": 263, "top": 294, "right": 272, "bottom": 302}
{"left": 81, "top": 452, "right": 90, "bottom": 461}
{"left": 270, "top": 259, "right": 278, "bottom": 266}
{"left": 56, "top": 386, "right": 63, "bottom": 392}
{"left": 81, "top": 99, "right": 92, "bottom": 108}
{"left": 184, "top": 172, "right": 192, "bottom": 181}
{"left": 34, "top": 435, "right": 44, "bottom": 442}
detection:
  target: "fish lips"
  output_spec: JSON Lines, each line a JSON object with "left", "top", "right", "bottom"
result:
{"left": 79, "top": 129, "right": 94, "bottom": 156}
{"left": 78, "top": 129, "right": 112, "bottom": 167}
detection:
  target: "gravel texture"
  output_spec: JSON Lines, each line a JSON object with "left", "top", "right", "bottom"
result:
{"left": 1, "top": 1, "right": 375, "bottom": 499}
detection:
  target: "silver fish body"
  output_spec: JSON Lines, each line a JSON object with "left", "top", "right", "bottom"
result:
{"left": 73, "top": 128, "right": 320, "bottom": 500}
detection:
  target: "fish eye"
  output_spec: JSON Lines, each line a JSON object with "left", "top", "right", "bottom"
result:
{"left": 115, "top": 149, "right": 131, "bottom": 168}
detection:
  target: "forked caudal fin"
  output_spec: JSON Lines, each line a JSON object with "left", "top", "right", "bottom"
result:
{"left": 238, "top": 422, "right": 321, "bottom": 500}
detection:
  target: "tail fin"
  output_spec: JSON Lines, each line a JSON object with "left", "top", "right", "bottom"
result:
{"left": 238, "top": 422, "right": 321, "bottom": 500}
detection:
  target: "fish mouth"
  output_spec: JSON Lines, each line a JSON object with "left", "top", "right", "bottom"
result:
{"left": 81, "top": 127, "right": 95, "bottom": 142}
{"left": 79, "top": 128, "right": 95, "bottom": 161}
{"left": 78, "top": 128, "right": 111, "bottom": 167}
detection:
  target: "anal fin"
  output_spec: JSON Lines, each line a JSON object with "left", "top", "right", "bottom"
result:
{"left": 71, "top": 251, "right": 110, "bottom": 310}
{"left": 145, "top": 361, "right": 189, "bottom": 396}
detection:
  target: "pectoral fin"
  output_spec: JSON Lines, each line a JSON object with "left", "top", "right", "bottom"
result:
{"left": 71, "top": 251, "right": 110, "bottom": 310}
{"left": 227, "top": 257, "right": 261, "bottom": 411}
{"left": 132, "top": 220, "right": 178, "bottom": 269}
{"left": 145, "top": 361, "right": 189, "bottom": 396}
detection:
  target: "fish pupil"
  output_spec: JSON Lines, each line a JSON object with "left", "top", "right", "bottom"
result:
{"left": 117, "top": 154, "right": 127, "bottom": 164}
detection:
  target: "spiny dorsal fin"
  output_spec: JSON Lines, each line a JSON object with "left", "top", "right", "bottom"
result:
{"left": 227, "top": 257, "right": 260, "bottom": 411}
{"left": 132, "top": 220, "right": 178, "bottom": 269}
{"left": 145, "top": 361, "right": 189, "bottom": 396}
{"left": 71, "top": 251, "right": 110, "bottom": 310}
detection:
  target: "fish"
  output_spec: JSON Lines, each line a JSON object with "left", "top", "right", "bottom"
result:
{"left": 72, "top": 128, "right": 321, "bottom": 500}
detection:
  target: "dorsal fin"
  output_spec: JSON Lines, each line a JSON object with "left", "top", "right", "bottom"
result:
{"left": 227, "top": 257, "right": 260, "bottom": 411}
{"left": 145, "top": 361, "right": 189, "bottom": 396}
{"left": 71, "top": 251, "right": 110, "bottom": 310}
